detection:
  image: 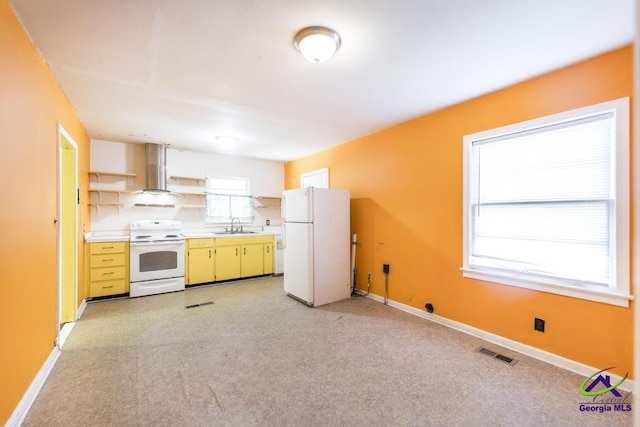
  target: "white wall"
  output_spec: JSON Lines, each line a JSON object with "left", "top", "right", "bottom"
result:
{"left": 89, "top": 139, "right": 284, "bottom": 231}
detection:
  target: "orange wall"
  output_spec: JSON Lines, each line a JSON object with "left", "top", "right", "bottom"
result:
{"left": 285, "top": 46, "right": 635, "bottom": 378}
{"left": 0, "top": 0, "right": 90, "bottom": 423}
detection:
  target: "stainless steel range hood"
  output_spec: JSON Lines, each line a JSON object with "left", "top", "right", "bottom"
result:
{"left": 144, "top": 143, "right": 168, "bottom": 193}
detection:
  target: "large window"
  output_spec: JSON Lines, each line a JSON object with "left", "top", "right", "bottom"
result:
{"left": 462, "top": 98, "right": 630, "bottom": 306}
{"left": 205, "top": 176, "right": 254, "bottom": 223}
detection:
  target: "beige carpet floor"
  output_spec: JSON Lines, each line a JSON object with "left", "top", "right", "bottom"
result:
{"left": 23, "top": 276, "right": 632, "bottom": 426}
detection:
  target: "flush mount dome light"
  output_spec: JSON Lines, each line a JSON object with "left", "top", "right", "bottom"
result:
{"left": 293, "top": 26, "right": 341, "bottom": 63}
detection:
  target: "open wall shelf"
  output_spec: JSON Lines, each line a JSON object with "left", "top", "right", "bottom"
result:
{"left": 253, "top": 196, "right": 281, "bottom": 209}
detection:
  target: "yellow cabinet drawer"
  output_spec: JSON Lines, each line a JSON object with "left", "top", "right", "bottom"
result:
{"left": 215, "top": 235, "right": 274, "bottom": 246}
{"left": 215, "top": 236, "right": 245, "bottom": 246}
{"left": 91, "top": 253, "right": 125, "bottom": 267}
{"left": 90, "top": 279, "right": 127, "bottom": 297}
{"left": 90, "top": 242, "right": 126, "bottom": 254}
{"left": 188, "top": 238, "right": 214, "bottom": 249}
{"left": 90, "top": 266, "right": 126, "bottom": 282}
{"left": 250, "top": 235, "right": 274, "bottom": 245}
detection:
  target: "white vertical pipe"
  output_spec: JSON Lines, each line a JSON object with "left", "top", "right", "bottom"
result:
{"left": 350, "top": 234, "right": 357, "bottom": 294}
{"left": 384, "top": 274, "right": 388, "bottom": 305}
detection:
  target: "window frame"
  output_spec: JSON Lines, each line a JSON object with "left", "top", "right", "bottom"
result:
{"left": 205, "top": 175, "right": 254, "bottom": 224}
{"left": 461, "top": 98, "right": 631, "bottom": 307}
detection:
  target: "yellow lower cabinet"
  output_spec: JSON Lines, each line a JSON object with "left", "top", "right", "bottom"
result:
{"left": 86, "top": 241, "right": 129, "bottom": 298}
{"left": 263, "top": 242, "right": 274, "bottom": 275}
{"left": 215, "top": 245, "right": 241, "bottom": 281}
{"left": 214, "top": 235, "right": 276, "bottom": 281}
{"left": 241, "top": 244, "right": 264, "bottom": 277}
{"left": 186, "top": 239, "right": 215, "bottom": 285}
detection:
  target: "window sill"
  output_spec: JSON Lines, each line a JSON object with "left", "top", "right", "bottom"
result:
{"left": 460, "top": 268, "right": 633, "bottom": 307}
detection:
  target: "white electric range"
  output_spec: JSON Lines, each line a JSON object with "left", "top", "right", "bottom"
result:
{"left": 129, "top": 220, "right": 185, "bottom": 297}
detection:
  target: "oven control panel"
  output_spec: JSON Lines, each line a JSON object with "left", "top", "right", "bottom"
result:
{"left": 130, "top": 220, "right": 182, "bottom": 232}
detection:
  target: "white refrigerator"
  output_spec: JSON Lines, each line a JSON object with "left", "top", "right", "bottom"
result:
{"left": 282, "top": 187, "right": 351, "bottom": 307}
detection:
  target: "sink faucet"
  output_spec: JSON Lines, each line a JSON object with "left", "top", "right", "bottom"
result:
{"left": 230, "top": 217, "right": 240, "bottom": 232}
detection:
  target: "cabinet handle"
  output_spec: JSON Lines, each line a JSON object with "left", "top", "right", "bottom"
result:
{"left": 103, "top": 272, "right": 114, "bottom": 275}
{"left": 102, "top": 258, "right": 114, "bottom": 262}
{"left": 102, "top": 246, "right": 113, "bottom": 250}
{"left": 209, "top": 249, "right": 211, "bottom": 258}
{"left": 102, "top": 285, "right": 114, "bottom": 289}
{"left": 266, "top": 246, "right": 269, "bottom": 253}
{"left": 244, "top": 248, "right": 246, "bottom": 255}
{"left": 235, "top": 248, "right": 238, "bottom": 256}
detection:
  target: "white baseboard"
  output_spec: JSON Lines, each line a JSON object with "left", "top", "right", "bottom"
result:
{"left": 6, "top": 299, "right": 85, "bottom": 425}
{"left": 5, "top": 346, "right": 60, "bottom": 427}
{"left": 56, "top": 298, "right": 85, "bottom": 349}
{"left": 77, "top": 298, "right": 87, "bottom": 319}
{"left": 58, "top": 322, "right": 75, "bottom": 349}
{"left": 365, "top": 292, "right": 635, "bottom": 393}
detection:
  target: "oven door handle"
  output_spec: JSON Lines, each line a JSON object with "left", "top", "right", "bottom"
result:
{"left": 130, "top": 240, "right": 185, "bottom": 246}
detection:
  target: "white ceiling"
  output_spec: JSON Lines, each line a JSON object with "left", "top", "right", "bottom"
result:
{"left": 10, "top": 0, "right": 634, "bottom": 162}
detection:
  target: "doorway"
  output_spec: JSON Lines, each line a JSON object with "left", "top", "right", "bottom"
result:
{"left": 58, "top": 125, "right": 78, "bottom": 347}
{"left": 300, "top": 167, "right": 329, "bottom": 188}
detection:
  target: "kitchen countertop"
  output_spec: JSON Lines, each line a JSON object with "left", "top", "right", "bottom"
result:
{"left": 84, "top": 231, "right": 130, "bottom": 243}
{"left": 182, "top": 228, "right": 278, "bottom": 239}
{"left": 85, "top": 226, "right": 282, "bottom": 242}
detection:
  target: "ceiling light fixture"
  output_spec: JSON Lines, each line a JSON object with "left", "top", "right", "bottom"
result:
{"left": 293, "top": 26, "right": 341, "bottom": 64}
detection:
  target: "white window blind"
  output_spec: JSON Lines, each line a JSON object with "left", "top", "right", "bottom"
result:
{"left": 471, "top": 114, "right": 612, "bottom": 285}
{"left": 462, "top": 98, "right": 630, "bottom": 306}
{"left": 206, "top": 176, "right": 254, "bottom": 223}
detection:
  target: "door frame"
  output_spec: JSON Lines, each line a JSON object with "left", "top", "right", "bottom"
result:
{"left": 57, "top": 124, "right": 78, "bottom": 348}
{"left": 300, "top": 167, "right": 329, "bottom": 188}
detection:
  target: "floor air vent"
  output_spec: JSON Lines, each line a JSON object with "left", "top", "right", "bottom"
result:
{"left": 186, "top": 301, "right": 214, "bottom": 309}
{"left": 476, "top": 347, "right": 518, "bottom": 366}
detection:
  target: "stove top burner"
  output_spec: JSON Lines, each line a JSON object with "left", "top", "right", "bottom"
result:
{"left": 129, "top": 220, "right": 184, "bottom": 243}
{"left": 130, "top": 234, "right": 185, "bottom": 243}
